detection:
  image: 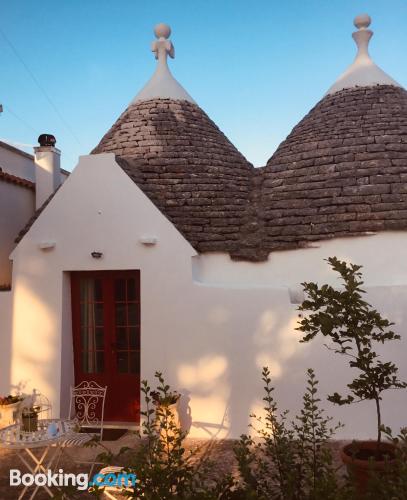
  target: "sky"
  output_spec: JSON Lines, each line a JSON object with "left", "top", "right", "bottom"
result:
{"left": 1, "top": 0, "right": 406, "bottom": 171}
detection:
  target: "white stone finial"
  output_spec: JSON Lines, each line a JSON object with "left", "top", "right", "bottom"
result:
{"left": 130, "top": 23, "right": 195, "bottom": 104}
{"left": 351, "top": 14, "right": 373, "bottom": 62}
{"left": 326, "top": 14, "right": 401, "bottom": 95}
{"left": 354, "top": 13, "right": 371, "bottom": 30}
{"left": 151, "top": 23, "right": 175, "bottom": 61}
{"left": 154, "top": 23, "right": 171, "bottom": 39}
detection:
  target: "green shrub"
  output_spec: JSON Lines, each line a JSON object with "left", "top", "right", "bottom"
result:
{"left": 90, "top": 371, "right": 219, "bottom": 499}
{"left": 233, "top": 367, "right": 344, "bottom": 500}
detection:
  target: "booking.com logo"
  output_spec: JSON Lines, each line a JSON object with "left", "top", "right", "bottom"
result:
{"left": 10, "top": 468, "right": 137, "bottom": 491}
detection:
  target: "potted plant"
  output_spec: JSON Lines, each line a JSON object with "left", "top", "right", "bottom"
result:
{"left": 151, "top": 390, "right": 180, "bottom": 408}
{"left": 296, "top": 257, "right": 407, "bottom": 490}
{"left": 21, "top": 405, "right": 41, "bottom": 432}
{"left": 0, "top": 395, "right": 24, "bottom": 428}
{"left": 150, "top": 375, "right": 181, "bottom": 439}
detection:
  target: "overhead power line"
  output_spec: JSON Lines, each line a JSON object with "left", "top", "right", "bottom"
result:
{"left": 3, "top": 104, "right": 39, "bottom": 135}
{"left": 0, "top": 27, "right": 83, "bottom": 147}
{"left": 3, "top": 105, "right": 78, "bottom": 166}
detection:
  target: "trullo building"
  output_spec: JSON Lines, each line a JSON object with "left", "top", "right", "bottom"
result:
{"left": 0, "top": 15, "right": 406, "bottom": 438}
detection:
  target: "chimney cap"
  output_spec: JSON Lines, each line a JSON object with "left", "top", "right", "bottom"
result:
{"left": 38, "top": 134, "right": 56, "bottom": 147}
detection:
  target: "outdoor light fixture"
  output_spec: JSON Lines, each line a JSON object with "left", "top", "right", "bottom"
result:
{"left": 139, "top": 236, "right": 158, "bottom": 245}
{"left": 38, "top": 241, "right": 56, "bottom": 250}
{"left": 91, "top": 251, "right": 103, "bottom": 259}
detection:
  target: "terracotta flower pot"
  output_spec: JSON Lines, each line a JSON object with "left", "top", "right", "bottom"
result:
{"left": 340, "top": 440, "right": 396, "bottom": 494}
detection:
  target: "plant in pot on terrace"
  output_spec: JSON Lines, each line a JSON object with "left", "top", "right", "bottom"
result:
{"left": 0, "top": 394, "right": 24, "bottom": 428}
{"left": 0, "top": 395, "right": 24, "bottom": 406}
{"left": 296, "top": 257, "right": 407, "bottom": 487}
{"left": 151, "top": 384, "right": 181, "bottom": 439}
{"left": 360, "top": 426, "right": 407, "bottom": 499}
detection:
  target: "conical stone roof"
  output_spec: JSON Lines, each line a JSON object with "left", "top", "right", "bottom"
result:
{"left": 92, "top": 17, "right": 407, "bottom": 261}
{"left": 261, "top": 85, "right": 407, "bottom": 249}
{"left": 258, "top": 15, "right": 407, "bottom": 254}
{"left": 92, "top": 24, "right": 254, "bottom": 259}
{"left": 93, "top": 98, "right": 253, "bottom": 257}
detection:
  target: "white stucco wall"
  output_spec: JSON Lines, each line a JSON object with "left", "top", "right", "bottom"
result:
{"left": 6, "top": 153, "right": 407, "bottom": 439}
{"left": 0, "top": 182, "right": 35, "bottom": 285}
{"left": 0, "top": 144, "right": 35, "bottom": 182}
{"left": 0, "top": 291, "right": 12, "bottom": 396}
{"left": 0, "top": 143, "right": 70, "bottom": 284}
{"left": 0, "top": 142, "right": 69, "bottom": 184}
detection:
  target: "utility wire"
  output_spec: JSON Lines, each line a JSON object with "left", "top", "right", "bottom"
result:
{"left": 3, "top": 105, "right": 39, "bottom": 135}
{"left": 0, "top": 27, "right": 83, "bottom": 147}
{"left": 3, "top": 105, "right": 77, "bottom": 167}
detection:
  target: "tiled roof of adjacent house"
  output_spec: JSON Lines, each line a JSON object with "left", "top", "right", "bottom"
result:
{"left": 0, "top": 169, "right": 35, "bottom": 190}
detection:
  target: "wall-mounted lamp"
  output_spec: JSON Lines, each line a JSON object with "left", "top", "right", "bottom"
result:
{"left": 38, "top": 241, "right": 56, "bottom": 250}
{"left": 139, "top": 236, "right": 158, "bottom": 246}
{"left": 91, "top": 251, "right": 103, "bottom": 259}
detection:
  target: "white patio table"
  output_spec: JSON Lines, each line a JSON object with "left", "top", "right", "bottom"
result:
{"left": 0, "top": 418, "right": 76, "bottom": 499}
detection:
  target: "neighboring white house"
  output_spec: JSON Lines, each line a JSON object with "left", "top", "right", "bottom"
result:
{"left": 0, "top": 139, "right": 69, "bottom": 286}
{"left": 1, "top": 15, "right": 407, "bottom": 439}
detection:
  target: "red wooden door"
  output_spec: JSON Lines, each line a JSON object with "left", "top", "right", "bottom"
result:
{"left": 71, "top": 270, "right": 140, "bottom": 422}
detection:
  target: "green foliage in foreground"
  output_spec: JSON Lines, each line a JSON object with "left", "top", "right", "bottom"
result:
{"left": 231, "top": 367, "right": 349, "bottom": 500}
{"left": 89, "top": 369, "right": 357, "bottom": 499}
{"left": 87, "top": 368, "right": 407, "bottom": 499}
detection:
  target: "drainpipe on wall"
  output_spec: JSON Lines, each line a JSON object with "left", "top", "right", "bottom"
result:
{"left": 34, "top": 134, "right": 61, "bottom": 209}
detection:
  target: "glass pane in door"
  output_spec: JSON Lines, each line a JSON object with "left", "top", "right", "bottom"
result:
{"left": 114, "top": 276, "right": 140, "bottom": 374}
{"left": 79, "top": 278, "right": 105, "bottom": 373}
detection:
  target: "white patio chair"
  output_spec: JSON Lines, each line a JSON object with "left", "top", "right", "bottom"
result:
{"left": 66, "top": 381, "right": 107, "bottom": 443}
{"left": 58, "top": 381, "right": 107, "bottom": 475}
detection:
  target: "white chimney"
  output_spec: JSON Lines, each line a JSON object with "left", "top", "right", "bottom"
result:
{"left": 34, "top": 134, "right": 61, "bottom": 209}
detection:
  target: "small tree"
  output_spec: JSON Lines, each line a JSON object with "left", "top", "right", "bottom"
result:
{"left": 296, "top": 257, "right": 407, "bottom": 453}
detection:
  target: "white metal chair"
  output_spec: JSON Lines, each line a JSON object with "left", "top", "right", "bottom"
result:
{"left": 58, "top": 381, "right": 107, "bottom": 475}
{"left": 67, "top": 381, "right": 107, "bottom": 443}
